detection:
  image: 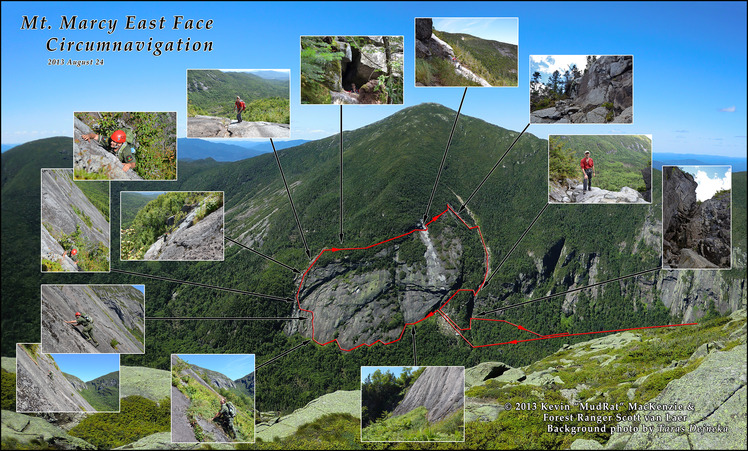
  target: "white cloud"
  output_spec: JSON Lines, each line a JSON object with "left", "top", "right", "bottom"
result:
{"left": 693, "top": 168, "right": 731, "bottom": 201}
{"left": 719, "top": 106, "right": 736, "bottom": 112}
{"left": 530, "top": 55, "right": 591, "bottom": 79}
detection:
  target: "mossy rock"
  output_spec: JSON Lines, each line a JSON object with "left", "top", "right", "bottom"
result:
{"left": 301, "top": 75, "right": 332, "bottom": 104}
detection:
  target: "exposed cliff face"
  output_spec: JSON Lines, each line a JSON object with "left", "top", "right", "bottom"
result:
{"left": 15, "top": 345, "right": 95, "bottom": 413}
{"left": 287, "top": 209, "right": 485, "bottom": 349}
{"left": 663, "top": 167, "right": 731, "bottom": 268}
{"left": 531, "top": 56, "right": 633, "bottom": 123}
{"left": 142, "top": 206, "right": 224, "bottom": 261}
{"left": 41, "top": 168, "right": 110, "bottom": 271}
{"left": 391, "top": 366, "right": 464, "bottom": 423}
{"left": 41, "top": 284, "right": 145, "bottom": 353}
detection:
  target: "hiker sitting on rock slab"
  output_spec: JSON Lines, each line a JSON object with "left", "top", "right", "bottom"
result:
{"left": 81, "top": 129, "right": 137, "bottom": 172}
{"left": 213, "top": 397, "right": 238, "bottom": 439}
{"left": 65, "top": 312, "right": 99, "bottom": 347}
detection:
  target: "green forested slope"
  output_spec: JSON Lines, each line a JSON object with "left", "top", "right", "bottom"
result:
{"left": 435, "top": 30, "right": 518, "bottom": 86}
{"left": 2, "top": 105, "right": 745, "bottom": 417}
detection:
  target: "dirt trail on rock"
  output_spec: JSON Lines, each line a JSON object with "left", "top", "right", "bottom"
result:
{"left": 171, "top": 386, "right": 196, "bottom": 442}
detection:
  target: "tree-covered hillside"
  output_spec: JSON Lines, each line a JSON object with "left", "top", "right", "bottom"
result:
{"left": 2, "top": 106, "right": 746, "bottom": 417}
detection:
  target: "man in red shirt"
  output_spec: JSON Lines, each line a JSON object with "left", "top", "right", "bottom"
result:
{"left": 581, "top": 150, "right": 595, "bottom": 191}
{"left": 235, "top": 96, "right": 246, "bottom": 123}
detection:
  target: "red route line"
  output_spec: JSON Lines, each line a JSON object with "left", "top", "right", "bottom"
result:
{"left": 296, "top": 204, "right": 489, "bottom": 351}
{"left": 295, "top": 204, "right": 697, "bottom": 352}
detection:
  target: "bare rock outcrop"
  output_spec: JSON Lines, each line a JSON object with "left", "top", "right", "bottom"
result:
{"left": 663, "top": 167, "right": 731, "bottom": 268}
{"left": 142, "top": 206, "right": 224, "bottom": 261}
{"left": 549, "top": 180, "right": 648, "bottom": 204}
{"left": 391, "top": 366, "right": 464, "bottom": 423}
{"left": 41, "top": 285, "right": 145, "bottom": 353}
{"left": 187, "top": 115, "right": 289, "bottom": 138}
{"left": 73, "top": 118, "right": 143, "bottom": 180}
{"left": 16, "top": 345, "right": 96, "bottom": 413}
{"left": 531, "top": 56, "right": 633, "bottom": 123}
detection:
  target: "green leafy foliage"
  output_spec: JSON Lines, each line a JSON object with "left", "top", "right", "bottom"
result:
{"left": 68, "top": 395, "right": 170, "bottom": 448}
{"left": 361, "top": 366, "right": 424, "bottom": 427}
{"left": 73, "top": 179, "right": 110, "bottom": 222}
{"left": 362, "top": 406, "right": 464, "bottom": 442}
{"left": 120, "top": 191, "right": 223, "bottom": 260}
{"left": 1, "top": 368, "right": 16, "bottom": 410}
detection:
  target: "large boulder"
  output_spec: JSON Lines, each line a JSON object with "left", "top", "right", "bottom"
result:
{"left": 1, "top": 410, "right": 96, "bottom": 450}
{"left": 416, "top": 18, "right": 432, "bottom": 41}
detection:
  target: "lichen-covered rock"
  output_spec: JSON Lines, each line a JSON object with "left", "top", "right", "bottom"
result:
{"left": 1, "top": 410, "right": 96, "bottom": 449}
{"left": 255, "top": 390, "right": 361, "bottom": 441}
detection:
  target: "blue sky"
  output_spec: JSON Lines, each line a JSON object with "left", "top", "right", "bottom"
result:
{"left": 132, "top": 284, "right": 144, "bottom": 293}
{"left": 1, "top": 2, "right": 745, "bottom": 158}
{"left": 52, "top": 353, "right": 119, "bottom": 381}
{"left": 177, "top": 354, "right": 254, "bottom": 381}
{"left": 432, "top": 18, "right": 518, "bottom": 45}
{"left": 361, "top": 366, "right": 419, "bottom": 383}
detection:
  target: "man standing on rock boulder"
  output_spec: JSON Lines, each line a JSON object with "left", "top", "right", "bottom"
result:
{"left": 235, "top": 96, "right": 246, "bottom": 123}
{"left": 81, "top": 129, "right": 137, "bottom": 172}
{"left": 65, "top": 312, "right": 99, "bottom": 347}
{"left": 581, "top": 150, "right": 595, "bottom": 191}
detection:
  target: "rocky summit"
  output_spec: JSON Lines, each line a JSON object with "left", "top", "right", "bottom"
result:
{"left": 663, "top": 167, "right": 731, "bottom": 268}
{"left": 531, "top": 56, "right": 633, "bottom": 124}
{"left": 549, "top": 181, "right": 648, "bottom": 204}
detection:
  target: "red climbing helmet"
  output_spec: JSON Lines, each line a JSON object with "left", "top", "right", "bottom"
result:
{"left": 110, "top": 130, "right": 127, "bottom": 143}
{"left": 70, "top": 248, "right": 78, "bottom": 256}
{"left": 75, "top": 312, "right": 81, "bottom": 316}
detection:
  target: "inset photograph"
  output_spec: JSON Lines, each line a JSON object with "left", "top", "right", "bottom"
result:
{"left": 16, "top": 344, "right": 120, "bottom": 413}
{"left": 171, "top": 354, "right": 255, "bottom": 443}
{"left": 41, "top": 284, "right": 145, "bottom": 354}
{"left": 187, "top": 69, "right": 290, "bottom": 138}
{"left": 530, "top": 55, "right": 633, "bottom": 123}
{"left": 301, "top": 36, "right": 404, "bottom": 104}
{"left": 663, "top": 165, "right": 731, "bottom": 269}
{"left": 41, "top": 168, "right": 110, "bottom": 272}
{"left": 120, "top": 191, "right": 224, "bottom": 261}
{"left": 361, "top": 366, "right": 464, "bottom": 442}
{"left": 548, "top": 135, "right": 652, "bottom": 204}
{"left": 415, "top": 18, "right": 518, "bottom": 87}
{"left": 74, "top": 112, "right": 177, "bottom": 180}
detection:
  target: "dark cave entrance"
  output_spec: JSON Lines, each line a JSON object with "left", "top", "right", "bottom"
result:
{"left": 342, "top": 48, "right": 362, "bottom": 91}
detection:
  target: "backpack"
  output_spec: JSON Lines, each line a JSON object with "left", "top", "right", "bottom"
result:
{"left": 240, "top": 101, "right": 246, "bottom": 109}
{"left": 225, "top": 402, "right": 236, "bottom": 418}
{"left": 80, "top": 314, "right": 93, "bottom": 325}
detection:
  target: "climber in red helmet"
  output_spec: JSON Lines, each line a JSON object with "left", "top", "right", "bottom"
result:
{"left": 81, "top": 129, "right": 137, "bottom": 172}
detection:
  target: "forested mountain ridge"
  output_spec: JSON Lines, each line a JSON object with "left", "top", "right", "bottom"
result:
{"left": 2, "top": 104, "right": 745, "bottom": 417}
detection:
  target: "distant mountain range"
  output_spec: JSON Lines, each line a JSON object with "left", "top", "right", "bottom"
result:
{"left": 654, "top": 153, "right": 746, "bottom": 171}
{"left": 178, "top": 138, "right": 308, "bottom": 162}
